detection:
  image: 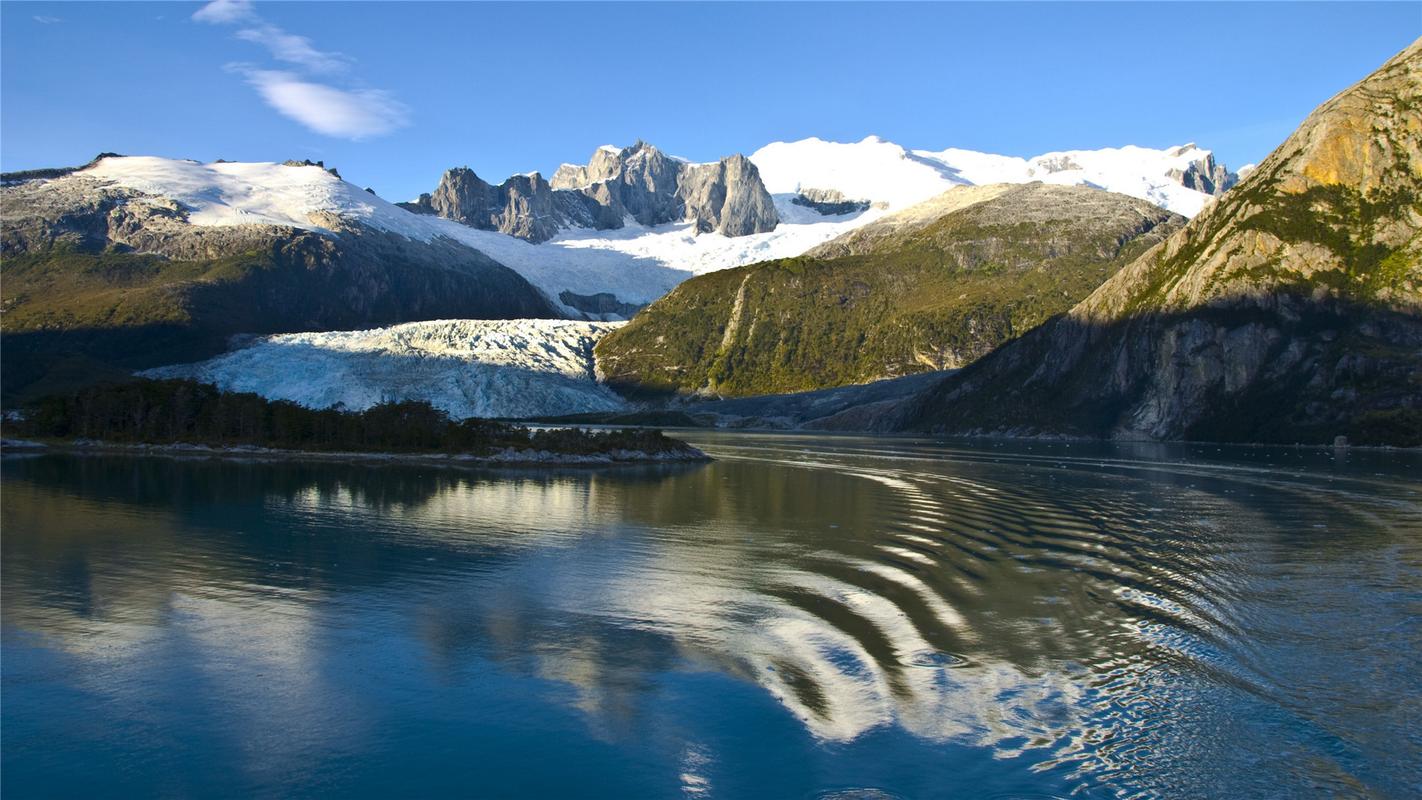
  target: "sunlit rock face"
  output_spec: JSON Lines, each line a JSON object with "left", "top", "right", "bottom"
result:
{"left": 411, "top": 141, "right": 780, "bottom": 243}
{"left": 902, "top": 39, "right": 1422, "bottom": 444}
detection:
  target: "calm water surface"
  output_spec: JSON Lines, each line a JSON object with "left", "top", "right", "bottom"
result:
{"left": 3, "top": 433, "right": 1420, "bottom": 799}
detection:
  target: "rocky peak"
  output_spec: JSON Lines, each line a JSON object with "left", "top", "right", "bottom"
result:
{"left": 427, "top": 140, "right": 778, "bottom": 242}
{"left": 677, "top": 154, "right": 779, "bottom": 236}
{"left": 1165, "top": 148, "right": 1237, "bottom": 196}
{"left": 400, "top": 166, "right": 563, "bottom": 243}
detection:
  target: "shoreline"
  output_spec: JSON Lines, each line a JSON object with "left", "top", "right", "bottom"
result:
{"left": 0, "top": 438, "right": 712, "bottom": 467}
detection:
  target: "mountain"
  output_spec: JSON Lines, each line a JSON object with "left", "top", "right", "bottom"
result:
{"left": 0, "top": 132, "right": 1245, "bottom": 408}
{"left": 897, "top": 38, "right": 1422, "bottom": 445}
{"left": 0, "top": 157, "right": 561, "bottom": 402}
{"left": 142, "top": 319, "right": 628, "bottom": 420}
{"left": 402, "top": 141, "right": 779, "bottom": 243}
{"left": 752, "top": 136, "right": 1237, "bottom": 218}
{"left": 594, "top": 183, "right": 1184, "bottom": 398}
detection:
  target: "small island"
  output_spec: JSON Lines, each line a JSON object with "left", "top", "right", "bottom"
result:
{"left": 5, "top": 379, "right": 709, "bottom": 466}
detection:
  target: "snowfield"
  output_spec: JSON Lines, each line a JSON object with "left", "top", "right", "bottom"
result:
{"left": 752, "top": 136, "right": 1228, "bottom": 218}
{"left": 141, "top": 319, "right": 629, "bottom": 420}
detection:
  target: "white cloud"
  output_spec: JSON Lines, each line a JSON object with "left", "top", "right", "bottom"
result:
{"left": 240, "top": 69, "right": 409, "bottom": 140}
{"left": 192, "top": 0, "right": 253, "bottom": 24}
{"left": 234, "top": 23, "right": 349, "bottom": 73}
{"left": 195, "top": 0, "right": 409, "bottom": 140}
{"left": 33, "top": 15, "right": 62, "bottom": 24}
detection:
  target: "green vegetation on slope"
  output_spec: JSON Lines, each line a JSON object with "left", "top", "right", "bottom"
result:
{"left": 901, "top": 40, "right": 1422, "bottom": 445}
{"left": 596, "top": 185, "right": 1182, "bottom": 398}
{"left": 13, "top": 379, "right": 701, "bottom": 459}
{"left": 2, "top": 246, "right": 273, "bottom": 332}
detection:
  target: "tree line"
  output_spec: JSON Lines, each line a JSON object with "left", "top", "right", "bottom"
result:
{"left": 13, "top": 379, "right": 690, "bottom": 456}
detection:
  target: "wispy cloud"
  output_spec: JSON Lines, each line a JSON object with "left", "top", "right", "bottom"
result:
{"left": 33, "top": 15, "right": 62, "bottom": 24}
{"left": 233, "top": 24, "right": 349, "bottom": 73}
{"left": 237, "top": 69, "right": 409, "bottom": 140}
{"left": 194, "top": 0, "right": 407, "bottom": 139}
{"left": 192, "top": 0, "right": 252, "bottom": 24}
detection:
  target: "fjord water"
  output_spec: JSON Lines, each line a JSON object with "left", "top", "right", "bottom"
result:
{"left": 3, "top": 434, "right": 1419, "bottom": 799}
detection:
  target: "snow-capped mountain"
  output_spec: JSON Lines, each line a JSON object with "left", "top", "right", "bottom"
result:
{"left": 752, "top": 135, "right": 1237, "bottom": 219}
{"left": 142, "top": 319, "right": 628, "bottom": 420}
{"left": 67, "top": 155, "right": 872, "bottom": 319}
{"left": 26, "top": 136, "right": 1237, "bottom": 324}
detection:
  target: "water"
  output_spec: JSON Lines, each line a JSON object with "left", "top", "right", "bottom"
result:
{"left": 3, "top": 433, "right": 1420, "bottom": 799}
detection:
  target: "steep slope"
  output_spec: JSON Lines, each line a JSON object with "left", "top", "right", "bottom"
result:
{"left": 0, "top": 158, "right": 558, "bottom": 401}
{"left": 594, "top": 183, "right": 1184, "bottom": 398}
{"left": 142, "top": 319, "right": 628, "bottom": 420}
{"left": 901, "top": 39, "right": 1422, "bottom": 445}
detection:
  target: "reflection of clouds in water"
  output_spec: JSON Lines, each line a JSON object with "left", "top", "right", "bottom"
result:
{"left": 166, "top": 587, "right": 369, "bottom": 780}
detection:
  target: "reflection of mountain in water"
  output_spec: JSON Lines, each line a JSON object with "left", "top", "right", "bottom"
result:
{"left": 4, "top": 439, "right": 1420, "bottom": 795}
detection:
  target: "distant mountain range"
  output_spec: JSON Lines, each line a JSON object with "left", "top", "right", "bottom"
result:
{"left": 3, "top": 38, "right": 1415, "bottom": 442}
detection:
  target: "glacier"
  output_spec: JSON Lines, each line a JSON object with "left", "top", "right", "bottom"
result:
{"left": 141, "top": 319, "right": 629, "bottom": 420}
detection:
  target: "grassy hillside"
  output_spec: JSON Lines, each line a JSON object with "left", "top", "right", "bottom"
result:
{"left": 595, "top": 184, "right": 1183, "bottom": 398}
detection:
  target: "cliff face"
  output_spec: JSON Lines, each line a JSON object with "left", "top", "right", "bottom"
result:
{"left": 676, "top": 154, "right": 779, "bottom": 236}
{"left": 901, "top": 39, "right": 1422, "bottom": 445}
{"left": 413, "top": 141, "right": 779, "bottom": 243}
{"left": 400, "top": 168, "right": 567, "bottom": 243}
{"left": 594, "top": 183, "right": 1183, "bottom": 399}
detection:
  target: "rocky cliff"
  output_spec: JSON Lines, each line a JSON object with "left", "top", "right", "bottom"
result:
{"left": 412, "top": 141, "right": 778, "bottom": 243}
{"left": 594, "top": 182, "right": 1184, "bottom": 399}
{"left": 1165, "top": 145, "right": 1237, "bottom": 196}
{"left": 900, "top": 38, "right": 1422, "bottom": 445}
{"left": 676, "top": 154, "right": 780, "bottom": 236}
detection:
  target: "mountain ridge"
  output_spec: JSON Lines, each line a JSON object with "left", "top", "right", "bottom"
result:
{"left": 401, "top": 141, "right": 779, "bottom": 243}
{"left": 896, "top": 37, "right": 1422, "bottom": 445}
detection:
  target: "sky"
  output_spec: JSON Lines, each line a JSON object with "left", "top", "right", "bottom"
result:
{"left": 2, "top": 2, "right": 1418, "bottom": 201}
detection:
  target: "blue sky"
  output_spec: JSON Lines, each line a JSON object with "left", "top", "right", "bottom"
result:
{"left": 2, "top": 2, "right": 1418, "bottom": 201}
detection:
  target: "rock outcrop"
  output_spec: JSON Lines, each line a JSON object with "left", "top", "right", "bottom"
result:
{"left": 417, "top": 140, "right": 779, "bottom": 243}
{"left": 1165, "top": 145, "right": 1237, "bottom": 196}
{"left": 400, "top": 168, "right": 565, "bottom": 243}
{"left": 676, "top": 154, "right": 779, "bottom": 236}
{"left": 898, "top": 38, "right": 1422, "bottom": 445}
{"left": 790, "top": 188, "right": 872, "bottom": 216}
